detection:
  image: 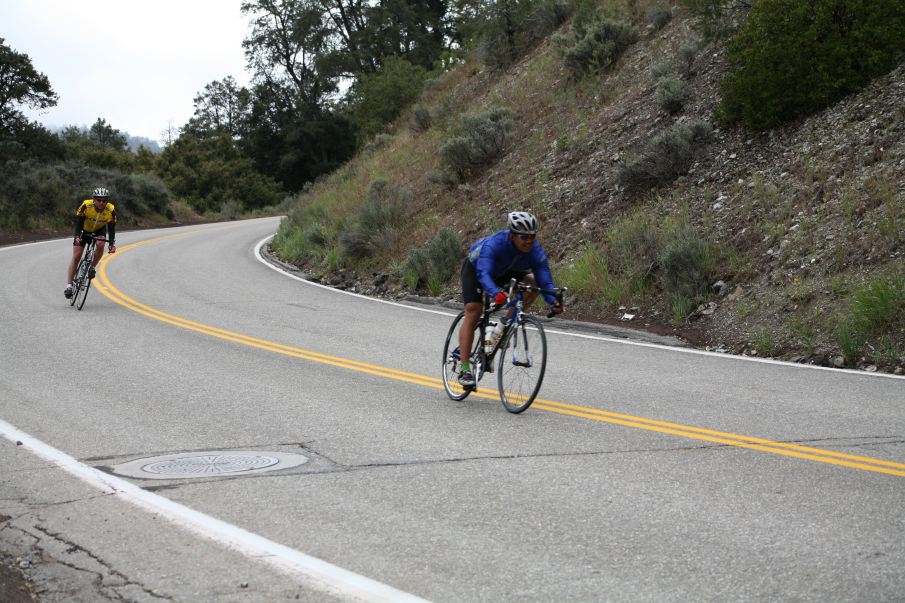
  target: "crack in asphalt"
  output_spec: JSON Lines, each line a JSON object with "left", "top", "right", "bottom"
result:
{"left": 95, "top": 435, "right": 905, "bottom": 493}
{"left": 32, "top": 525, "right": 172, "bottom": 601}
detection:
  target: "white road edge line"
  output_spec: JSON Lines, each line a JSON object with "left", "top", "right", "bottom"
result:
{"left": 254, "top": 235, "right": 905, "bottom": 381}
{"left": 0, "top": 419, "right": 429, "bottom": 603}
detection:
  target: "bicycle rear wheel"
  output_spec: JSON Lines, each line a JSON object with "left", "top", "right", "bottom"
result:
{"left": 441, "top": 311, "right": 482, "bottom": 401}
{"left": 497, "top": 315, "right": 547, "bottom": 413}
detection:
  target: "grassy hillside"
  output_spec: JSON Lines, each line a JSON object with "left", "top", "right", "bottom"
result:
{"left": 271, "top": 2, "right": 905, "bottom": 374}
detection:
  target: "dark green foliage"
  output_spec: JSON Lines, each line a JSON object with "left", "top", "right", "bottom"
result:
{"left": 157, "top": 132, "right": 284, "bottom": 213}
{"left": 0, "top": 160, "right": 171, "bottom": 229}
{"left": 617, "top": 120, "right": 713, "bottom": 192}
{"left": 679, "top": 0, "right": 751, "bottom": 41}
{"left": 241, "top": 97, "right": 357, "bottom": 193}
{"left": 339, "top": 179, "right": 412, "bottom": 260}
{"left": 402, "top": 247, "right": 431, "bottom": 290}
{"left": 411, "top": 106, "right": 433, "bottom": 132}
{"left": 108, "top": 172, "right": 172, "bottom": 217}
{"left": 720, "top": 0, "right": 905, "bottom": 130}
{"left": 658, "top": 221, "right": 714, "bottom": 299}
{"left": 0, "top": 118, "right": 64, "bottom": 162}
{"left": 465, "top": 0, "right": 574, "bottom": 69}
{"left": 58, "top": 124, "right": 135, "bottom": 171}
{"left": 439, "top": 107, "right": 515, "bottom": 183}
{"left": 835, "top": 276, "right": 905, "bottom": 364}
{"left": 402, "top": 228, "right": 462, "bottom": 292}
{"left": 349, "top": 56, "right": 428, "bottom": 142}
{"left": 0, "top": 37, "right": 58, "bottom": 129}
{"left": 556, "top": 18, "right": 639, "bottom": 77}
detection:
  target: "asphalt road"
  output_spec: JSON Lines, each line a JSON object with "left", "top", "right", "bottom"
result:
{"left": 1, "top": 217, "right": 904, "bottom": 602}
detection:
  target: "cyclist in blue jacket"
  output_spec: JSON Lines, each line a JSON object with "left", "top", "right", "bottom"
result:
{"left": 458, "top": 211, "right": 563, "bottom": 389}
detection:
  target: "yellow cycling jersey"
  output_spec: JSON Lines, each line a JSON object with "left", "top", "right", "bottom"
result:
{"left": 76, "top": 199, "right": 117, "bottom": 233}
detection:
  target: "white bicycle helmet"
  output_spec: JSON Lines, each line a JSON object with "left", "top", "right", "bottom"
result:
{"left": 507, "top": 211, "right": 539, "bottom": 235}
{"left": 93, "top": 187, "right": 110, "bottom": 198}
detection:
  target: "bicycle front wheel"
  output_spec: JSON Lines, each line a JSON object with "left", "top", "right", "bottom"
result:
{"left": 497, "top": 315, "right": 547, "bottom": 413}
{"left": 75, "top": 258, "right": 92, "bottom": 310}
{"left": 441, "top": 311, "right": 481, "bottom": 401}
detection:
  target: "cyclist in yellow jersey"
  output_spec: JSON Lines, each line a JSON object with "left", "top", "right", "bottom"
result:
{"left": 64, "top": 187, "right": 117, "bottom": 299}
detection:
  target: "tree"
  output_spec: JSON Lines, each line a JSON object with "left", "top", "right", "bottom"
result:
{"left": 157, "top": 131, "right": 286, "bottom": 212}
{"left": 348, "top": 55, "right": 427, "bottom": 140}
{"left": 241, "top": 0, "right": 335, "bottom": 108}
{"left": 318, "top": 0, "right": 452, "bottom": 77}
{"left": 58, "top": 122, "right": 134, "bottom": 170}
{"left": 720, "top": 0, "right": 905, "bottom": 130}
{"left": 0, "top": 38, "right": 58, "bottom": 129}
{"left": 88, "top": 118, "right": 128, "bottom": 151}
{"left": 184, "top": 76, "right": 251, "bottom": 139}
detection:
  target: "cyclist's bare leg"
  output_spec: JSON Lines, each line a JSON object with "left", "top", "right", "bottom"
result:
{"left": 92, "top": 240, "right": 105, "bottom": 266}
{"left": 459, "top": 302, "right": 483, "bottom": 366}
{"left": 66, "top": 243, "right": 84, "bottom": 284}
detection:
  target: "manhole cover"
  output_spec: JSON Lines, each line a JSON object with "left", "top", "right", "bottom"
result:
{"left": 110, "top": 450, "right": 308, "bottom": 479}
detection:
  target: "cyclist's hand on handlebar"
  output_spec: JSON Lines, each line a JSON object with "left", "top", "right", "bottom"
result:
{"left": 108, "top": 244, "right": 116, "bottom": 254}
{"left": 547, "top": 301, "right": 564, "bottom": 317}
{"left": 494, "top": 291, "right": 508, "bottom": 306}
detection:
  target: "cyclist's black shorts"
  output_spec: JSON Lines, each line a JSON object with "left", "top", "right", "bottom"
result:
{"left": 461, "top": 259, "right": 529, "bottom": 304}
{"left": 75, "top": 227, "right": 107, "bottom": 246}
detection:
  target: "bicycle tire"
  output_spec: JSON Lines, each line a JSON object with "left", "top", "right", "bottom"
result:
{"left": 70, "top": 250, "right": 88, "bottom": 307}
{"left": 496, "top": 315, "right": 547, "bottom": 413}
{"left": 74, "top": 249, "right": 93, "bottom": 310}
{"left": 441, "top": 311, "right": 482, "bottom": 401}
{"left": 75, "top": 267, "right": 91, "bottom": 310}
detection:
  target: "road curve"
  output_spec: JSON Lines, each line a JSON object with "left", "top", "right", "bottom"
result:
{"left": 2, "top": 218, "right": 904, "bottom": 601}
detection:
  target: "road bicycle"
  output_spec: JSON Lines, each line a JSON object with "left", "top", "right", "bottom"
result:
{"left": 70, "top": 233, "right": 107, "bottom": 310}
{"left": 441, "top": 279, "right": 566, "bottom": 413}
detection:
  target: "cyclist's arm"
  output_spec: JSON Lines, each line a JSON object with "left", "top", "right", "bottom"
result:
{"left": 73, "top": 214, "right": 85, "bottom": 237}
{"left": 474, "top": 249, "right": 503, "bottom": 298}
{"left": 530, "top": 247, "right": 559, "bottom": 305}
{"left": 107, "top": 209, "right": 116, "bottom": 245}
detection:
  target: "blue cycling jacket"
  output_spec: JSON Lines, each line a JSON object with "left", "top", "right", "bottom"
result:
{"left": 467, "top": 230, "right": 558, "bottom": 305}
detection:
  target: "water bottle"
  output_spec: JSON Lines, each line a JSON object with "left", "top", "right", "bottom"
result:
{"left": 484, "top": 320, "right": 505, "bottom": 353}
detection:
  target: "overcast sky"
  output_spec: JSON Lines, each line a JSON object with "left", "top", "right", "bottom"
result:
{"left": 1, "top": 0, "right": 250, "bottom": 142}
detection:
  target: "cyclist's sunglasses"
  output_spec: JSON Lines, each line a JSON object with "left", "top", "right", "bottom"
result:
{"left": 513, "top": 232, "right": 536, "bottom": 241}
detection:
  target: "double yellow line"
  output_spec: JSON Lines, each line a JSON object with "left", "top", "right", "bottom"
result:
{"left": 97, "top": 230, "right": 905, "bottom": 478}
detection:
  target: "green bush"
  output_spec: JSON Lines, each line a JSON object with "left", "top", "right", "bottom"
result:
{"left": 560, "top": 210, "right": 717, "bottom": 310}
{"left": 834, "top": 276, "right": 905, "bottom": 365}
{"left": 474, "top": 0, "right": 574, "bottom": 69}
{"left": 655, "top": 77, "right": 689, "bottom": 114}
{"left": 410, "top": 106, "right": 432, "bottom": 132}
{"left": 617, "top": 120, "right": 712, "bottom": 192}
{"left": 646, "top": 6, "right": 672, "bottom": 30}
{"left": 348, "top": 56, "right": 428, "bottom": 142}
{"left": 402, "top": 228, "right": 462, "bottom": 293}
{"left": 679, "top": 0, "right": 749, "bottom": 41}
{"left": 0, "top": 160, "right": 173, "bottom": 229}
{"left": 271, "top": 218, "right": 308, "bottom": 265}
{"left": 556, "top": 18, "right": 639, "bottom": 77}
{"left": 439, "top": 108, "right": 515, "bottom": 183}
{"left": 339, "top": 179, "right": 411, "bottom": 261}
{"left": 658, "top": 219, "right": 714, "bottom": 299}
{"left": 402, "top": 247, "right": 430, "bottom": 291}
{"left": 720, "top": 0, "right": 905, "bottom": 130}
{"left": 606, "top": 211, "right": 660, "bottom": 280}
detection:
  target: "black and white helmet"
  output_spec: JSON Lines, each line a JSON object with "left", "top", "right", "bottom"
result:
{"left": 507, "top": 211, "right": 538, "bottom": 235}
{"left": 93, "top": 187, "right": 110, "bottom": 198}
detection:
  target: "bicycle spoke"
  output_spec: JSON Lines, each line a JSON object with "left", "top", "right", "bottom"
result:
{"left": 497, "top": 316, "right": 547, "bottom": 413}
{"left": 441, "top": 312, "right": 482, "bottom": 401}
